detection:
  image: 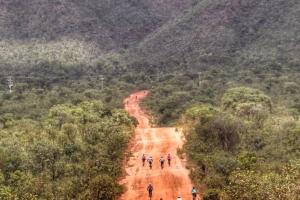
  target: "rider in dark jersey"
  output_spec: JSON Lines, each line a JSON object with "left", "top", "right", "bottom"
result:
{"left": 167, "top": 153, "right": 171, "bottom": 166}
{"left": 142, "top": 154, "right": 146, "bottom": 166}
{"left": 159, "top": 156, "right": 165, "bottom": 169}
{"left": 147, "top": 183, "right": 153, "bottom": 198}
{"left": 147, "top": 156, "right": 153, "bottom": 169}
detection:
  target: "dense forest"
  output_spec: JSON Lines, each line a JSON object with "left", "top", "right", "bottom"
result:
{"left": 1, "top": 0, "right": 300, "bottom": 199}
{"left": 0, "top": 101, "right": 136, "bottom": 199}
{"left": 181, "top": 87, "right": 299, "bottom": 199}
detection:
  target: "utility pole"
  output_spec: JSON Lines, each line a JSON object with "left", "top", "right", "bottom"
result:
{"left": 156, "top": 69, "right": 162, "bottom": 82}
{"left": 7, "top": 76, "right": 14, "bottom": 93}
{"left": 197, "top": 72, "right": 202, "bottom": 87}
{"left": 99, "top": 75, "right": 104, "bottom": 90}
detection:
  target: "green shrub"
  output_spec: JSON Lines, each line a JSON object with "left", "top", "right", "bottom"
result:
{"left": 225, "top": 160, "right": 300, "bottom": 200}
{"left": 203, "top": 189, "right": 220, "bottom": 200}
{"left": 83, "top": 175, "right": 122, "bottom": 200}
{"left": 221, "top": 87, "right": 272, "bottom": 117}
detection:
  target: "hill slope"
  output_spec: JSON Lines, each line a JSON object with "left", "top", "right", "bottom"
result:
{"left": 130, "top": 0, "right": 300, "bottom": 71}
{"left": 0, "top": 0, "right": 195, "bottom": 50}
{"left": 1, "top": 0, "right": 299, "bottom": 71}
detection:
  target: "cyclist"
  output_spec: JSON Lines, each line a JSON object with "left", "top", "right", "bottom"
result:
{"left": 159, "top": 156, "right": 165, "bottom": 169}
{"left": 192, "top": 186, "right": 197, "bottom": 200}
{"left": 147, "top": 156, "right": 153, "bottom": 169}
{"left": 142, "top": 154, "right": 146, "bottom": 166}
{"left": 147, "top": 183, "right": 153, "bottom": 199}
{"left": 167, "top": 153, "right": 171, "bottom": 166}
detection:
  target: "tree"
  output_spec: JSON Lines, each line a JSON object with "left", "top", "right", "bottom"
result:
{"left": 81, "top": 175, "right": 122, "bottom": 200}
{"left": 221, "top": 87, "right": 272, "bottom": 119}
{"left": 207, "top": 115, "right": 241, "bottom": 151}
{"left": 224, "top": 160, "right": 300, "bottom": 200}
{"left": 7, "top": 170, "right": 37, "bottom": 200}
{"left": 31, "top": 140, "right": 61, "bottom": 180}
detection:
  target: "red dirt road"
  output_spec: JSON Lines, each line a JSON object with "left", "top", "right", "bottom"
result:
{"left": 120, "top": 91, "right": 194, "bottom": 200}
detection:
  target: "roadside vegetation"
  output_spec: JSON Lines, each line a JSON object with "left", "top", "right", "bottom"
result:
{"left": 181, "top": 87, "right": 299, "bottom": 199}
{"left": 0, "top": 58, "right": 140, "bottom": 199}
{"left": 0, "top": 100, "right": 136, "bottom": 199}
{"left": 143, "top": 67, "right": 300, "bottom": 199}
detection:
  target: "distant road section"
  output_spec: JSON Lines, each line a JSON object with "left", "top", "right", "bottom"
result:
{"left": 120, "top": 91, "right": 194, "bottom": 200}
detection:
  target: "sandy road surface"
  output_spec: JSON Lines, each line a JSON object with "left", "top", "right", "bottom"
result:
{"left": 119, "top": 91, "right": 194, "bottom": 200}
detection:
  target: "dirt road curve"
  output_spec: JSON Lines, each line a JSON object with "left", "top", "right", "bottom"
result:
{"left": 120, "top": 91, "right": 194, "bottom": 200}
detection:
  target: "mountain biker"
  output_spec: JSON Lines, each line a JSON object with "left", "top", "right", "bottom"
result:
{"left": 192, "top": 186, "right": 197, "bottom": 200}
{"left": 159, "top": 156, "right": 165, "bottom": 169}
{"left": 176, "top": 195, "right": 182, "bottom": 200}
{"left": 147, "top": 183, "right": 153, "bottom": 199}
{"left": 147, "top": 156, "right": 153, "bottom": 169}
{"left": 167, "top": 153, "right": 171, "bottom": 166}
{"left": 142, "top": 154, "right": 146, "bottom": 166}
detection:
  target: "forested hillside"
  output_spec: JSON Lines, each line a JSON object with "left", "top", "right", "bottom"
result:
{"left": 0, "top": 0, "right": 196, "bottom": 74}
{"left": 130, "top": 0, "right": 299, "bottom": 71}
{"left": 0, "top": 0, "right": 195, "bottom": 57}
{"left": 0, "top": 0, "right": 299, "bottom": 199}
{"left": 1, "top": 0, "right": 181, "bottom": 48}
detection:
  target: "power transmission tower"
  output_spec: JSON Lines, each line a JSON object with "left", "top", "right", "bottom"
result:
{"left": 7, "top": 76, "right": 14, "bottom": 93}
{"left": 99, "top": 75, "right": 104, "bottom": 90}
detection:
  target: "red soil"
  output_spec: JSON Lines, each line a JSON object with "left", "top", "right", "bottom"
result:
{"left": 119, "top": 91, "right": 196, "bottom": 200}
